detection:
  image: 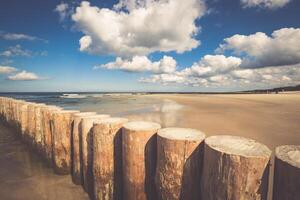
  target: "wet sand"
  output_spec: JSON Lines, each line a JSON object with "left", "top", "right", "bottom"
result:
{"left": 148, "top": 93, "right": 300, "bottom": 150}
{"left": 0, "top": 123, "right": 89, "bottom": 200}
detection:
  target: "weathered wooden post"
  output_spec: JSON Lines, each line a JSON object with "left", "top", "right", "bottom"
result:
{"left": 273, "top": 145, "right": 300, "bottom": 200}
{"left": 26, "top": 103, "right": 38, "bottom": 144}
{"left": 51, "top": 110, "right": 80, "bottom": 174}
{"left": 93, "top": 117, "right": 129, "bottom": 200}
{"left": 72, "top": 112, "right": 97, "bottom": 185}
{"left": 40, "top": 105, "right": 62, "bottom": 163}
{"left": 19, "top": 102, "right": 29, "bottom": 137}
{"left": 122, "top": 121, "right": 161, "bottom": 200}
{"left": 201, "top": 135, "right": 271, "bottom": 200}
{"left": 80, "top": 114, "right": 110, "bottom": 197}
{"left": 155, "top": 127, "right": 206, "bottom": 200}
{"left": 34, "top": 103, "right": 47, "bottom": 152}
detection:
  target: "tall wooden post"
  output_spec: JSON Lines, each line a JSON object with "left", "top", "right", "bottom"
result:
{"left": 155, "top": 128, "right": 206, "bottom": 200}
{"left": 40, "top": 105, "right": 62, "bottom": 163}
{"left": 80, "top": 114, "right": 110, "bottom": 197}
{"left": 201, "top": 135, "right": 271, "bottom": 200}
{"left": 273, "top": 145, "right": 300, "bottom": 200}
{"left": 72, "top": 112, "right": 97, "bottom": 185}
{"left": 51, "top": 110, "right": 79, "bottom": 174}
{"left": 93, "top": 117, "right": 128, "bottom": 200}
{"left": 122, "top": 121, "right": 161, "bottom": 200}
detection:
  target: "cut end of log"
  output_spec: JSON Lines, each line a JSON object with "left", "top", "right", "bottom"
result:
{"left": 205, "top": 135, "right": 271, "bottom": 158}
{"left": 93, "top": 117, "right": 128, "bottom": 125}
{"left": 123, "top": 121, "right": 161, "bottom": 131}
{"left": 158, "top": 127, "right": 205, "bottom": 141}
{"left": 81, "top": 114, "right": 110, "bottom": 119}
{"left": 74, "top": 112, "right": 97, "bottom": 118}
{"left": 276, "top": 145, "right": 300, "bottom": 168}
{"left": 53, "top": 110, "right": 80, "bottom": 114}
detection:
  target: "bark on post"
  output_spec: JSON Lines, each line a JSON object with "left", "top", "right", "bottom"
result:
{"left": 26, "top": 103, "right": 38, "bottom": 144}
{"left": 20, "top": 102, "right": 29, "bottom": 137}
{"left": 273, "top": 145, "right": 300, "bottom": 200}
{"left": 72, "top": 112, "right": 97, "bottom": 185}
{"left": 40, "top": 105, "right": 62, "bottom": 163}
{"left": 51, "top": 110, "right": 79, "bottom": 174}
{"left": 122, "top": 121, "right": 161, "bottom": 200}
{"left": 80, "top": 114, "right": 110, "bottom": 197}
{"left": 93, "top": 117, "right": 129, "bottom": 200}
{"left": 155, "top": 127, "right": 206, "bottom": 200}
{"left": 201, "top": 135, "right": 271, "bottom": 200}
{"left": 34, "top": 103, "right": 47, "bottom": 152}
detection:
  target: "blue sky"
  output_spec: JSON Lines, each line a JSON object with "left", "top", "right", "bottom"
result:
{"left": 0, "top": 0, "right": 299, "bottom": 92}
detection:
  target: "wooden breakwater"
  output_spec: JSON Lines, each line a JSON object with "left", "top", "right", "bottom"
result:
{"left": 0, "top": 96, "right": 299, "bottom": 200}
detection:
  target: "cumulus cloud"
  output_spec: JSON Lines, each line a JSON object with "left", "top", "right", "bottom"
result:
{"left": 139, "top": 54, "right": 300, "bottom": 88}
{"left": 0, "top": 66, "right": 18, "bottom": 74}
{"left": 216, "top": 28, "right": 300, "bottom": 68}
{"left": 7, "top": 70, "right": 41, "bottom": 81}
{"left": 54, "top": 2, "right": 70, "bottom": 21}
{"left": 240, "top": 0, "right": 291, "bottom": 9}
{"left": 0, "top": 31, "right": 47, "bottom": 42}
{"left": 72, "top": 0, "right": 206, "bottom": 57}
{"left": 97, "top": 55, "right": 177, "bottom": 73}
{"left": 180, "top": 55, "right": 242, "bottom": 77}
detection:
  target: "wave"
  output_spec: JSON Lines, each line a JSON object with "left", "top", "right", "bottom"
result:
{"left": 60, "top": 94, "right": 87, "bottom": 99}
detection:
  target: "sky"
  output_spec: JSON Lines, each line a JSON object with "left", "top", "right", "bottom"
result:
{"left": 0, "top": 0, "right": 300, "bottom": 92}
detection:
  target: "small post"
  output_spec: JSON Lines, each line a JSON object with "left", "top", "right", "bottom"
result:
{"left": 201, "top": 135, "right": 271, "bottom": 200}
{"left": 122, "top": 121, "right": 161, "bottom": 200}
{"left": 93, "top": 117, "right": 129, "bottom": 200}
{"left": 51, "top": 110, "right": 79, "bottom": 174}
{"left": 273, "top": 145, "right": 300, "bottom": 200}
{"left": 71, "top": 112, "right": 97, "bottom": 185}
{"left": 155, "top": 127, "right": 206, "bottom": 200}
{"left": 80, "top": 114, "right": 110, "bottom": 197}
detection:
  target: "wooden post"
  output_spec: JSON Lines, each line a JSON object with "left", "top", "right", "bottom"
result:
{"left": 93, "top": 117, "right": 129, "bottom": 200}
{"left": 273, "top": 145, "right": 300, "bottom": 200}
{"left": 20, "top": 102, "right": 29, "bottom": 137}
{"left": 122, "top": 121, "right": 161, "bottom": 200}
{"left": 201, "top": 135, "right": 271, "bottom": 200}
{"left": 40, "top": 105, "right": 62, "bottom": 163}
{"left": 34, "top": 103, "right": 47, "bottom": 152}
{"left": 155, "top": 127, "right": 206, "bottom": 200}
{"left": 51, "top": 110, "right": 79, "bottom": 174}
{"left": 72, "top": 112, "right": 97, "bottom": 185}
{"left": 80, "top": 114, "right": 110, "bottom": 197}
{"left": 26, "top": 103, "right": 38, "bottom": 145}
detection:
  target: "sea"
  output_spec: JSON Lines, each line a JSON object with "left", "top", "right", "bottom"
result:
{"left": 0, "top": 92, "right": 184, "bottom": 127}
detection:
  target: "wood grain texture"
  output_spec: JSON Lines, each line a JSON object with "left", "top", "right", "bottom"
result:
{"left": 122, "top": 121, "right": 161, "bottom": 200}
{"left": 201, "top": 135, "right": 271, "bottom": 200}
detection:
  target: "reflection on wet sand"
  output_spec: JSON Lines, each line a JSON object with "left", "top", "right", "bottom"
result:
{"left": 0, "top": 122, "right": 89, "bottom": 200}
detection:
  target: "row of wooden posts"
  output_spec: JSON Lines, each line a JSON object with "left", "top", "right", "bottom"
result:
{"left": 0, "top": 96, "right": 299, "bottom": 200}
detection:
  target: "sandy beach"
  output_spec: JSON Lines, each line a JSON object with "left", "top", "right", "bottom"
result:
{"left": 147, "top": 93, "right": 300, "bottom": 150}
{"left": 0, "top": 122, "right": 89, "bottom": 200}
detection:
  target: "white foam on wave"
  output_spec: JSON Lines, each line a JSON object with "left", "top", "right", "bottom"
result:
{"left": 60, "top": 94, "right": 87, "bottom": 99}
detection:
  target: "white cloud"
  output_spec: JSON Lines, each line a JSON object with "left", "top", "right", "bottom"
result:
{"left": 180, "top": 55, "right": 242, "bottom": 77}
{"left": 0, "top": 66, "right": 17, "bottom": 74}
{"left": 7, "top": 70, "right": 41, "bottom": 81}
{"left": 0, "top": 45, "right": 47, "bottom": 57}
{"left": 0, "top": 45, "right": 32, "bottom": 57}
{"left": 217, "top": 28, "right": 300, "bottom": 68}
{"left": 241, "top": 0, "right": 291, "bottom": 9}
{"left": 54, "top": 2, "right": 70, "bottom": 21}
{"left": 72, "top": 0, "right": 206, "bottom": 57}
{"left": 97, "top": 55, "right": 177, "bottom": 73}
{"left": 0, "top": 32, "right": 47, "bottom": 42}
